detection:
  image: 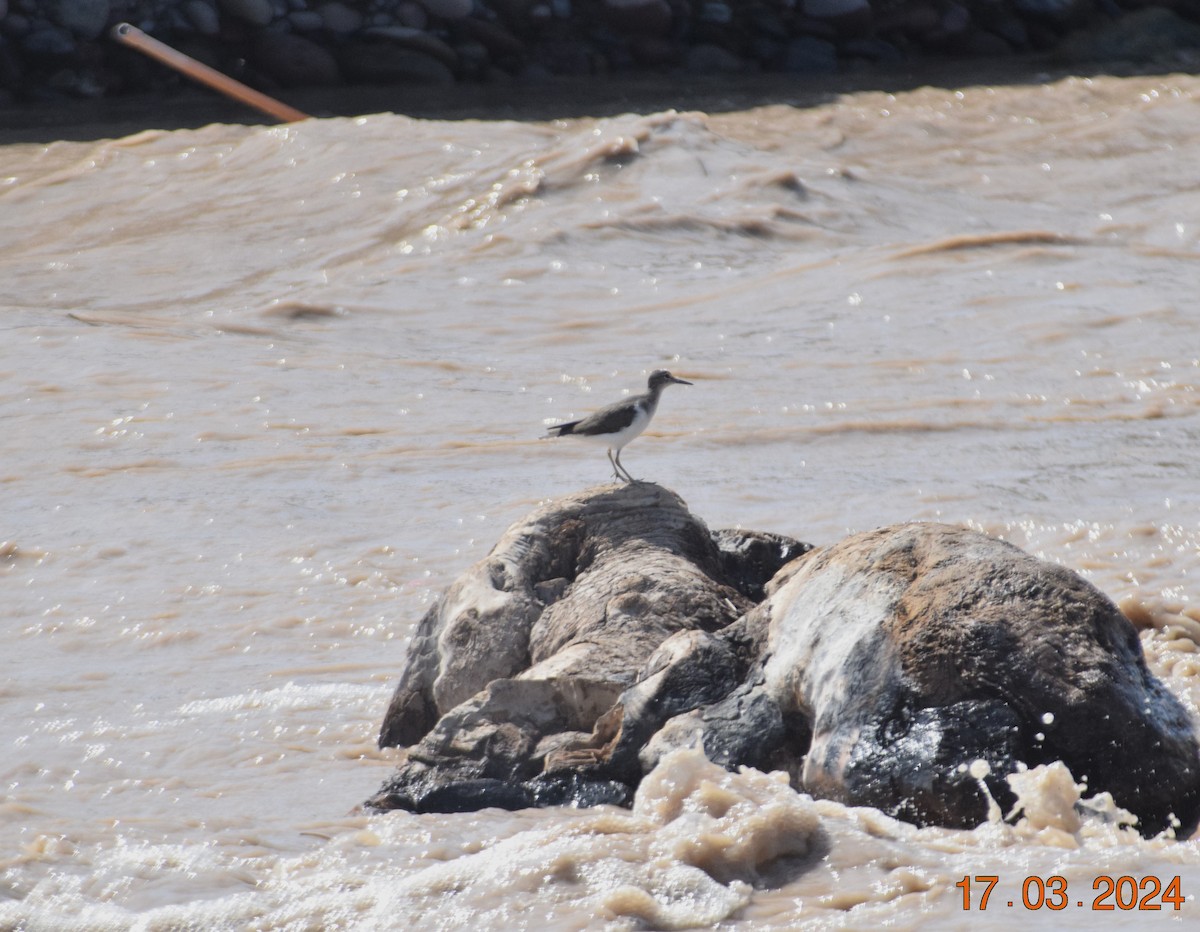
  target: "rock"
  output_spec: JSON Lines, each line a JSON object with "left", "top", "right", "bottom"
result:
{"left": 218, "top": 0, "right": 275, "bottom": 28}
{"left": 603, "top": 0, "right": 673, "bottom": 38}
{"left": 980, "top": 11, "right": 1029, "bottom": 49}
{"left": 748, "top": 34, "right": 782, "bottom": 68}
{"left": 800, "top": 0, "right": 872, "bottom": 38}
{"left": 782, "top": 36, "right": 838, "bottom": 73}
{"left": 537, "top": 36, "right": 597, "bottom": 75}
{"left": 287, "top": 11, "right": 325, "bottom": 32}
{"left": 640, "top": 523, "right": 1200, "bottom": 836}
{"left": 489, "top": 0, "right": 541, "bottom": 25}
{"left": 45, "top": 0, "right": 109, "bottom": 39}
{"left": 22, "top": 26, "right": 76, "bottom": 57}
{"left": 418, "top": 0, "right": 474, "bottom": 20}
{"left": 749, "top": 5, "right": 789, "bottom": 39}
{"left": 1058, "top": 7, "right": 1200, "bottom": 63}
{"left": 363, "top": 26, "right": 459, "bottom": 69}
{"left": 316, "top": 1, "right": 363, "bottom": 34}
{"left": 711, "top": 529, "right": 811, "bottom": 603}
{"left": 337, "top": 41, "right": 457, "bottom": 84}
{"left": 877, "top": 2, "right": 939, "bottom": 37}
{"left": 396, "top": 0, "right": 429, "bottom": 30}
{"left": 697, "top": 1, "right": 732, "bottom": 25}
{"left": 457, "top": 16, "right": 526, "bottom": 60}
{"left": 369, "top": 489, "right": 1200, "bottom": 837}
{"left": 183, "top": 0, "right": 221, "bottom": 36}
{"left": 371, "top": 484, "right": 797, "bottom": 803}
{"left": 916, "top": 1, "right": 972, "bottom": 49}
{"left": 685, "top": 42, "right": 745, "bottom": 74}
{"left": 453, "top": 39, "right": 490, "bottom": 78}
{"left": 47, "top": 0, "right": 110, "bottom": 40}
{"left": 1013, "top": 0, "right": 1092, "bottom": 26}
{"left": 941, "top": 3, "right": 970, "bottom": 35}
{"left": 253, "top": 31, "right": 341, "bottom": 86}
{"left": 2, "top": 14, "right": 31, "bottom": 40}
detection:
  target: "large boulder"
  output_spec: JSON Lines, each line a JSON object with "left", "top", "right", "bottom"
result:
{"left": 626, "top": 523, "right": 1200, "bottom": 836}
{"left": 370, "top": 482, "right": 807, "bottom": 811}
{"left": 369, "top": 492, "right": 1200, "bottom": 837}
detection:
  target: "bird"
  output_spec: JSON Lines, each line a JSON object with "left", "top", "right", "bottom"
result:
{"left": 546, "top": 369, "right": 692, "bottom": 483}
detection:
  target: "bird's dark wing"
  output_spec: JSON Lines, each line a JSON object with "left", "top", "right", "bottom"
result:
{"left": 570, "top": 398, "right": 640, "bottom": 436}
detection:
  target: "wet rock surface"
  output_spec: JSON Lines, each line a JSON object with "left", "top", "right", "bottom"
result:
{"left": 3, "top": 0, "right": 1200, "bottom": 107}
{"left": 369, "top": 486, "right": 1200, "bottom": 837}
{"left": 648, "top": 522, "right": 1200, "bottom": 835}
{"left": 371, "top": 482, "right": 806, "bottom": 811}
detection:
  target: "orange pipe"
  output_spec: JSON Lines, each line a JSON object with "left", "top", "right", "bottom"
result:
{"left": 110, "top": 23, "right": 310, "bottom": 124}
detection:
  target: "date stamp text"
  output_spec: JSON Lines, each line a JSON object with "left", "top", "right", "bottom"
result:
{"left": 956, "top": 874, "right": 1186, "bottom": 911}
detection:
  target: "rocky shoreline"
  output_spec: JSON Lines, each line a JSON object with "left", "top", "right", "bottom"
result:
{"left": 2, "top": 0, "right": 1200, "bottom": 109}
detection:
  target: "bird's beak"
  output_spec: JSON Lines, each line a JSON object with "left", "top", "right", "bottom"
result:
{"left": 670, "top": 376, "right": 693, "bottom": 385}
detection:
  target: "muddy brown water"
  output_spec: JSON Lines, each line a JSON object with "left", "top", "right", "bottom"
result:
{"left": 2, "top": 69, "right": 1199, "bottom": 928}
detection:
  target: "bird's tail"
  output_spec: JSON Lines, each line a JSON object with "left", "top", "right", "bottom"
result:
{"left": 546, "top": 421, "right": 578, "bottom": 437}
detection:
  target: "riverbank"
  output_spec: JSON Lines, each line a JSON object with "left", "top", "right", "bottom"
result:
{"left": 2, "top": 0, "right": 1199, "bottom": 125}
{"left": 0, "top": 52, "right": 1193, "bottom": 146}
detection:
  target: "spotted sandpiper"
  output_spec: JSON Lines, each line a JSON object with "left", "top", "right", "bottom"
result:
{"left": 546, "top": 369, "right": 692, "bottom": 483}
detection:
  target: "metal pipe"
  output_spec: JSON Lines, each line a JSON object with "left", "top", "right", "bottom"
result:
{"left": 110, "top": 23, "right": 310, "bottom": 124}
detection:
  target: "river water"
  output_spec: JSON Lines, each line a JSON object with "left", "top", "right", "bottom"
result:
{"left": 2, "top": 70, "right": 1199, "bottom": 929}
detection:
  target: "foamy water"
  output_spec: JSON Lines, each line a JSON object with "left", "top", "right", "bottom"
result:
{"left": 2, "top": 71, "right": 1199, "bottom": 929}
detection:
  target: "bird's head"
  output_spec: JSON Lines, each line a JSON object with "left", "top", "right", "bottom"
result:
{"left": 648, "top": 369, "right": 692, "bottom": 390}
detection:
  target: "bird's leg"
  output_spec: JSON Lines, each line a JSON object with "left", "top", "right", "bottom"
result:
{"left": 607, "top": 448, "right": 625, "bottom": 483}
{"left": 613, "top": 448, "right": 635, "bottom": 483}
